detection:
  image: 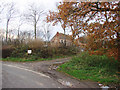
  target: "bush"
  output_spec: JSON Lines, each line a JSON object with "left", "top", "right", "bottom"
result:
{"left": 34, "top": 47, "right": 53, "bottom": 58}
{"left": 58, "top": 52, "right": 120, "bottom": 85}
{"left": 9, "top": 43, "right": 78, "bottom": 59}
{"left": 54, "top": 46, "right": 79, "bottom": 56}
{"left": 11, "top": 45, "right": 29, "bottom": 58}
{"left": 2, "top": 45, "right": 14, "bottom": 58}
{"left": 70, "top": 52, "right": 119, "bottom": 74}
{"left": 28, "top": 39, "right": 44, "bottom": 49}
{"left": 89, "top": 48, "right": 119, "bottom": 61}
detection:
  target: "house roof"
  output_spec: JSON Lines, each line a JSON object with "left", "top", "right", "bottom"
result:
{"left": 51, "top": 32, "right": 71, "bottom": 41}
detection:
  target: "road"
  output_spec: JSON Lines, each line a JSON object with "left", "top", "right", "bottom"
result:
{"left": 2, "top": 58, "right": 99, "bottom": 88}
{"left": 2, "top": 64, "right": 67, "bottom": 88}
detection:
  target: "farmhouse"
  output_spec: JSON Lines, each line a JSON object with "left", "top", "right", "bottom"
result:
{"left": 51, "top": 32, "right": 72, "bottom": 47}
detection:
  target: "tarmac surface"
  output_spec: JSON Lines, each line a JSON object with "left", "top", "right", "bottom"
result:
{"left": 2, "top": 58, "right": 100, "bottom": 88}
{"left": 2, "top": 63, "right": 66, "bottom": 88}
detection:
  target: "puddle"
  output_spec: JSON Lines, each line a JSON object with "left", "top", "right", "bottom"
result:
{"left": 58, "top": 79, "right": 73, "bottom": 87}
{"left": 101, "top": 86, "right": 109, "bottom": 89}
{"left": 101, "top": 86, "right": 109, "bottom": 88}
{"left": 99, "top": 83, "right": 111, "bottom": 90}
{"left": 53, "top": 62, "right": 64, "bottom": 65}
{"left": 98, "top": 83, "right": 119, "bottom": 90}
{"left": 51, "top": 62, "right": 64, "bottom": 70}
{"left": 52, "top": 66, "right": 59, "bottom": 70}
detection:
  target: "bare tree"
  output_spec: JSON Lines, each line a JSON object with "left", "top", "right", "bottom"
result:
{"left": 42, "top": 22, "right": 51, "bottom": 46}
{"left": 18, "top": 31, "right": 31, "bottom": 44}
{"left": 4, "top": 2, "right": 17, "bottom": 42}
{"left": 16, "top": 16, "right": 23, "bottom": 39}
{"left": 0, "top": 4, "right": 3, "bottom": 14}
{"left": 42, "top": 23, "right": 51, "bottom": 42}
{"left": 0, "top": 2, "right": 5, "bottom": 22}
{"left": 0, "top": 29, "right": 5, "bottom": 43}
{"left": 24, "top": 3, "right": 44, "bottom": 39}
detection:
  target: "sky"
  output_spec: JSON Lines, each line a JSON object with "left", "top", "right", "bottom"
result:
{"left": 0, "top": 0, "right": 113, "bottom": 40}
{"left": 0, "top": 0, "right": 71, "bottom": 40}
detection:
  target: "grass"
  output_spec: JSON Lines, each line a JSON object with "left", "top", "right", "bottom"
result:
{"left": 57, "top": 52, "right": 120, "bottom": 86}
{"left": 2, "top": 57, "right": 52, "bottom": 62}
{"left": 1, "top": 55, "right": 70, "bottom": 62}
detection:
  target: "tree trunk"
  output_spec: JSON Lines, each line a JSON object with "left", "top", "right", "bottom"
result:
{"left": 117, "top": 32, "right": 120, "bottom": 61}
{"left": 63, "top": 27, "right": 66, "bottom": 47}
{"left": 118, "top": 1, "right": 120, "bottom": 62}
{"left": 70, "top": 26, "right": 75, "bottom": 46}
{"left": 18, "top": 28, "right": 20, "bottom": 39}
{"left": 6, "top": 20, "right": 9, "bottom": 43}
{"left": 34, "top": 22, "right": 37, "bottom": 39}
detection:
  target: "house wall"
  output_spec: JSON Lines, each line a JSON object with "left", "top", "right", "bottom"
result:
{"left": 51, "top": 36, "right": 60, "bottom": 47}
{"left": 51, "top": 34, "right": 72, "bottom": 47}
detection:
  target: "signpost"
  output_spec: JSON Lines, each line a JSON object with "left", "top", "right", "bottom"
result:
{"left": 27, "top": 50, "right": 32, "bottom": 54}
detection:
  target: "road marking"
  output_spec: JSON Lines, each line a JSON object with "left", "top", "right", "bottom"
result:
{"left": 3, "top": 64, "right": 50, "bottom": 78}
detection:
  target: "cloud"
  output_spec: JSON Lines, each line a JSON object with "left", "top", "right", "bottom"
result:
{"left": 0, "top": 0, "right": 64, "bottom": 39}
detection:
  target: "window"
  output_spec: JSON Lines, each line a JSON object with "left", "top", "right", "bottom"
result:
{"left": 60, "top": 40, "right": 64, "bottom": 43}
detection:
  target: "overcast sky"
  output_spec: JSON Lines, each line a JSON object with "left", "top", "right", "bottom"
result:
{"left": 0, "top": 0, "right": 61, "bottom": 11}
{"left": 0, "top": 0, "right": 71, "bottom": 40}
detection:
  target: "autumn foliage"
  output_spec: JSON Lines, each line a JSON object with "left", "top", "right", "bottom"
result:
{"left": 47, "top": 1, "right": 120, "bottom": 61}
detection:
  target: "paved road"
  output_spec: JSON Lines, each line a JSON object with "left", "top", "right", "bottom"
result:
{"left": 2, "top": 58, "right": 100, "bottom": 88}
{"left": 0, "top": 61, "right": 2, "bottom": 89}
{"left": 2, "top": 64, "right": 67, "bottom": 88}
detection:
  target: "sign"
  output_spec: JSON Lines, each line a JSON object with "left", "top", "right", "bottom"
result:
{"left": 28, "top": 50, "right": 32, "bottom": 54}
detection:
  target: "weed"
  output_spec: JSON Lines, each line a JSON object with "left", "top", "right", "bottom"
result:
{"left": 58, "top": 52, "right": 120, "bottom": 86}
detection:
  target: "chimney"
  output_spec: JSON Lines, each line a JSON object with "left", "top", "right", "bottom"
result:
{"left": 57, "top": 32, "right": 59, "bottom": 36}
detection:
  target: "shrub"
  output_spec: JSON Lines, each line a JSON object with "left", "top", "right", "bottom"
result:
{"left": 58, "top": 52, "right": 120, "bottom": 85}
{"left": 10, "top": 43, "right": 79, "bottom": 59}
{"left": 70, "top": 52, "right": 119, "bottom": 73}
{"left": 89, "top": 48, "right": 108, "bottom": 55}
{"left": 11, "top": 45, "right": 29, "bottom": 58}
{"left": 28, "top": 39, "right": 44, "bottom": 49}
{"left": 89, "top": 48, "right": 119, "bottom": 61}
{"left": 2, "top": 45, "right": 14, "bottom": 58}
{"left": 54, "top": 46, "right": 79, "bottom": 56}
{"left": 106, "top": 48, "right": 118, "bottom": 60}
{"left": 36, "top": 47, "right": 53, "bottom": 58}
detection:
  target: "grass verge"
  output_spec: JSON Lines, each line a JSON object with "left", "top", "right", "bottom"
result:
{"left": 1, "top": 55, "right": 70, "bottom": 62}
{"left": 2, "top": 57, "right": 52, "bottom": 62}
{"left": 57, "top": 52, "right": 120, "bottom": 86}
